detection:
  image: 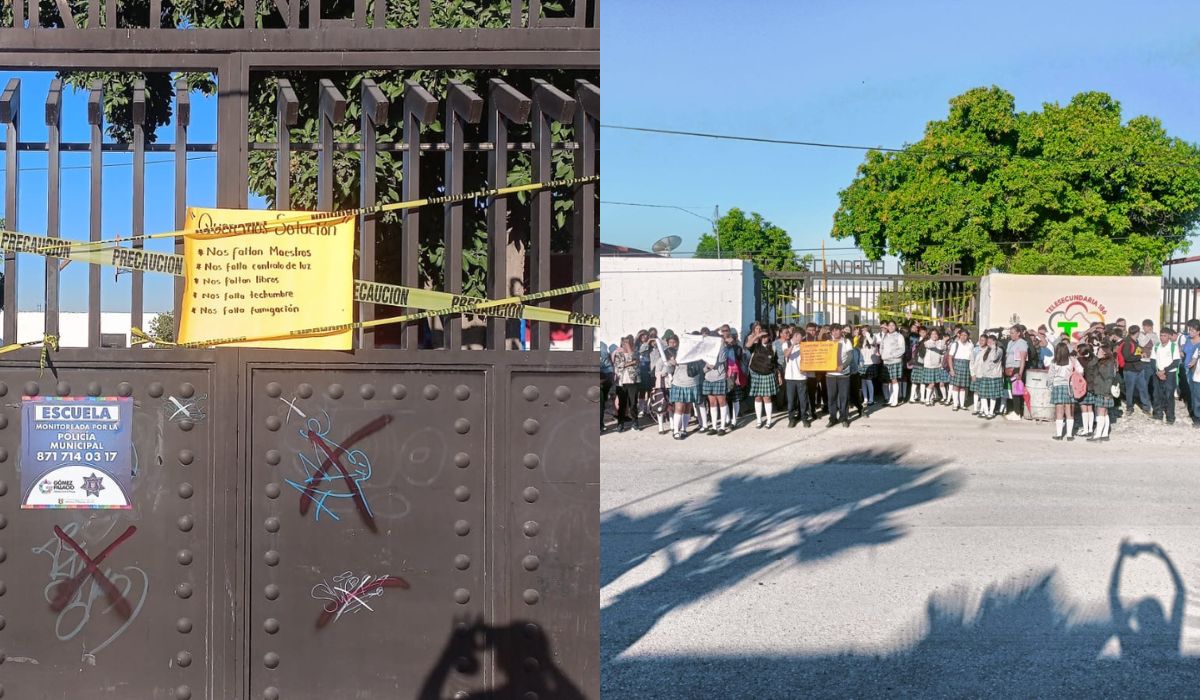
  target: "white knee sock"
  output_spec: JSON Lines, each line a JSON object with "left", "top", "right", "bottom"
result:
{"left": 732, "top": 401, "right": 740, "bottom": 423}
{"left": 921, "top": 385, "right": 930, "bottom": 402}
{"left": 722, "top": 405, "right": 731, "bottom": 428}
{"left": 670, "top": 412, "right": 680, "bottom": 433}
{"left": 1100, "top": 414, "right": 1111, "bottom": 437}
{"left": 697, "top": 404, "right": 707, "bottom": 429}
{"left": 705, "top": 405, "right": 714, "bottom": 428}
{"left": 1055, "top": 419, "right": 1064, "bottom": 437}
{"left": 985, "top": 399, "right": 994, "bottom": 415}
{"left": 754, "top": 401, "right": 764, "bottom": 424}
{"left": 1066, "top": 418, "right": 1074, "bottom": 436}
{"left": 1082, "top": 412, "right": 1093, "bottom": 434}
{"left": 765, "top": 401, "right": 774, "bottom": 425}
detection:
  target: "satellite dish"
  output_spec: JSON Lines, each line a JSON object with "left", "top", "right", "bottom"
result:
{"left": 651, "top": 235, "right": 683, "bottom": 256}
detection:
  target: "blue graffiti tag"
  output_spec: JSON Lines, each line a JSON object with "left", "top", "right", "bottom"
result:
{"left": 284, "top": 411, "right": 376, "bottom": 523}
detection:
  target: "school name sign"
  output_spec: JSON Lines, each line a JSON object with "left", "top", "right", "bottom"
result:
{"left": 978, "top": 274, "right": 1161, "bottom": 339}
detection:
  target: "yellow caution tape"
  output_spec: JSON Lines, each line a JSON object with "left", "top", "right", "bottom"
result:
{"left": 778, "top": 295, "right": 972, "bottom": 324}
{"left": 133, "top": 281, "right": 600, "bottom": 349}
{"left": 0, "top": 230, "right": 598, "bottom": 328}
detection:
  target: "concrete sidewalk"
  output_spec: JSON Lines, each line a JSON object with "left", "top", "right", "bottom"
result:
{"left": 601, "top": 402, "right": 1200, "bottom": 697}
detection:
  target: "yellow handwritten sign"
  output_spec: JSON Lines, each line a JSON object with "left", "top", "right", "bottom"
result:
{"left": 179, "top": 208, "right": 355, "bottom": 350}
{"left": 799, "top": 341, "right": 838, "bottom": 372}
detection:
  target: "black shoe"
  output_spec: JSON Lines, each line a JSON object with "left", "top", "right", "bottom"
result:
{"left": 618, "top": 422, "right": 627, "bottom": 433}
{"left": 826, "top": 420, "right": 837, "bottom": 428}
{"left": 1066, "top": 435, "right": 1075, "bottom": 441}
{"left": 756, "top": 422, "right": 764, "bottom": 430}
{"left": 1100, "top": 435, "right": 1110, "bottom": 442}
{"left": 788, "top": 418, "right": 798, "bottom": 428}
{"left": 1052, "top": 435, "right": 1063, "bottom": 440}
{"left": 842, "top": 420, "right": 850, "bottom": 428}
{"left": 803, "top": 420, "right": 812, "bottom": 428}
{"left": 705, "top": 427, "right": 716, "bottom": 435}
{"left": 1167, "top": 420, "right": 1176, "bottom": 425}
{"left": 718, "top": 427, "right": 727, "bottom": 436}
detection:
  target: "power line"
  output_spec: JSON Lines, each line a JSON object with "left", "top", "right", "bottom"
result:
{"left": 600, "top": 200, "right": 714, "bottom": 223}
{"left": 601, "top": 124, "right": 1200, "bottom": 169}
{"left": 0, "top": 153, "right": 217, "bottom": 174}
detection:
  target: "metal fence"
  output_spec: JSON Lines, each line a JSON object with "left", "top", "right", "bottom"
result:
{"left": 764, "top": 269, "right": 980, "bottom": 330}
{"left": 1163, "top": 276, "right": 1200, "bottom": 330}
{"left": 0, "top": 3, "right": 599, "bottom": 698}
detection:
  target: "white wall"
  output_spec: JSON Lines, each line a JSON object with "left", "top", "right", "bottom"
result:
{"left": 0, "top": 312, "right": 169, "bottom": 348}
{"left": 598, "top": 257, "right": 756, "bottom": 349}
{"left": 978, "top": 274, "right": 1163, "bottom": 335}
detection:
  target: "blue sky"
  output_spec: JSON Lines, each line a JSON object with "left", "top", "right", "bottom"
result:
{"left": 601, "top": 0, "right": 1200, "bottom": 275}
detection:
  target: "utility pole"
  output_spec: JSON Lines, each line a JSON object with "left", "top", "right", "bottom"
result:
{"left": 713, "top": 205, "right": 721, "bottom": 259}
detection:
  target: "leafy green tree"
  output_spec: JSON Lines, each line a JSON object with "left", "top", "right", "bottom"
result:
{"left": 7, "top": 1, "right": 592, "bottom": 299}
{"left": 832, "top": 86, "right": 1200, "bottom": 275}
{"left": 148, "top": 310, "right": 175, "bottom": 344}
{"left": 695, "top": 208, "right": 806, "bottom": 272}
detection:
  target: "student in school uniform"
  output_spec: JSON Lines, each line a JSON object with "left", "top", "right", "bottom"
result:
{"left": 1119, "top": 326, "right": 1152, "bottom": 416}
{"left": 611, "top": 336, "right": 640, "bottom": 432}
{"left": 1138, "top": 319, "right": 1156, "bottom": 405}
{"left": 844, "top": 325, "right": 868, "bottom": 418}
{"left": 881, "top": 320, "right": 906, "bottom": 406}
{"left": 921, "top": 328, "right": 948, "bottom": 406}
{"left": 783, "top": 330, "right": 811, "bottom": 428}
{"left": 968, "top": 332, "right": 985, "bottom": 415}
{"left": 600, "top": 343, "right": 615, "bottom": 433}
{"left": 746, "top": 326, "right": 780, "bottom": 428}
{"left": 667, "top": 345, "right": 703, "bottom": 440}
{"left": 1151, "top": 327, "right": 1181, "bottom": 425}
{"left": 649, "top": 333, "right": 675, "bottom": 434}
{"left": 825, "top": 326, "right": 856, "bottom": 428}
{"left": 721, "top": 327, "right": 748, "bottom": 429}
{"left": 1004, "top": 325, "right": 1029, "bottom": 421}
{"left": 910, "top": 326, "right": 929, "bottom": 405}
{"left": 975, "top": 333, "right": 1005, "bottom": 418}
{"left": 1075, "top": 342, "right": 1096, "bottom": 436}
{"left": 701, "top": 333, "right": 732, "bottom": 436}
{"left": 1184, "top": 319, "right": 1200, "bottom": 427}
{"left": 947, "top": 328, "right": 974, "bottom": 411}
{"left": 1048, "top": 341, "right": 1083, "bottom": 440}
{"left": 855, "top": 325, "right": 880, "bottom": 407}
{"left": 1086, "top": 342, "right": 1118, "bottom": 441}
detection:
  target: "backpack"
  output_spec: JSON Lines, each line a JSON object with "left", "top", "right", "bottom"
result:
{"left": 1069, "top": 361, "right": 1087, "bottom": 400}
{"left": 1115, "top": 341, "right": 1126, "bottom": 370}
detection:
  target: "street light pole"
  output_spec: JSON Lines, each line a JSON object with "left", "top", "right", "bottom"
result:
{"left": 713, "top": 205, "right": 720, "bottom": 259}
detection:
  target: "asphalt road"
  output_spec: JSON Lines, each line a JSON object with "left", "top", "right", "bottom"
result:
{"left": 601, "top": 402, "right": 1200, "bottom": 698}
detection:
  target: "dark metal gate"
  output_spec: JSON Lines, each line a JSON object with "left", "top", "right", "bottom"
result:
{"left": 1162, "top": 276, "right": 1199, "bottom": 330}
{"left": 0, "top": 4, "right": 598, "bottom": 698}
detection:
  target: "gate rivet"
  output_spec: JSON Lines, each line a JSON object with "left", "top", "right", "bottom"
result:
{"left": 424, "top": 384, "right": 440, "bottom": 400}
{"left": 454, "top": 588, "right": 471, "bottom": 604}
{"left": 0, "top": 581, "right": 6, "bottom": 596}
{"left": 297, "top": 383, "right": 313, "bottom": 399}
{"left": 523, "top": 623, "right": 539, "bottom": 639}
{"left": 360, "top": 384, "right": 376, "bottom": 400}
{"left": 23, "top": 382, "right": 39, "bottom": 397}
{"left": 523, "top": 589, "right": 540, "bottom": 605}
{"left": 0, "top": 547, "right": 6, "bottom": 562}
{"left": 265, "top": 483, "right": 281, "bottom": 499}
{"left": 117, "top": 382, "right": 133, "bottom": 397}
{"left": 391, "top": 384, "right": 408, "bottom": 399}
{"left": 265, "top": 550, "right": 280, "bottom": 566}
{"left": 265, "top": 416, "right": 281, "bottom": 431}
{"left": 454, "top": 418, "right": 471, "bottom": 434}
{"left": 454, "top": 486, "right": 471, "bottom": 502}
{"left": 264, "top": 584, "right": 280, "bottom": 600}
{"left": 454, "top": 520, "right": 470, "bottom": 536}
{"left": 264, "top": 618, "right": 280, "bottom": 634}
{"left": 263, "top": 688, "right": 280, "bottom": 700}
{"left": 0, "top": 382, "right": 6, "bottom": 396}
{"left": 454, "top": 656, "right": 472, "bottom": 672}
{"left": 265, "top": 382, "right": 282, "bottom": 398}
{"left": 179, "top": 419, "right": 194, "bottom": 432}
{"left": 175, "top": 651, "right": 192, "bottom": 667}
{"left": 522, "top": 521, "right": 540, "bottom": 537}
{"left": 454, "top": 692, "right": 469, "bottom": 700}
{"left": 0, "top": 514, "right": 6, "bottom": 529}
{"left": 523, "top": 657, "right": 540, "bottom": 672}
{"left": 523, "top": 692, "right": 539, "bottom": 700}
{"left": 0, "top": 415, "right": 6, "bottom": 429}
{"left": 523, "top": 419, "right": 540, "bottom": 435}
{"left": 0, "top": 615, "right": 5, "bottom": 630}
{"left": 327, "top": 383, "right": 344, "bottom": 399}
{"left": 179, "top": 450, "right": 195, "bottom": 465}
{"left": 523, "top": 487, "right": 540, "bottom": 503}
{"left": 179, "top": 383, "right": 195, "bottom": 399}
{"left": 176, "top": 583, "right": 193, "bottom": 599}
{"left": 555, "top": 386, "right": 571, "bottom": 402}
{"left": 265, "top": 450, "right": 281, "bottom": 466}
{"left": 177, "top": 516, "right": 194, "bottom": 532}
{"left": 264, "top": 517, "right": 280, "bottom": 533}
{"left": 178, "top": 483, "right": 194, "bottom": 499}
{"left": 263, "top": 652, "right": 280, "bottom": 669}
{"left": 148, "top": 382, "right": 164, "bottom": 398}
{"left": 522, "top": 555, "right": 540, "bottom": 571}
{"left": 586, "top": 386, "right": 601, "bottom": 402}
{"left": 177, "top": 550, "right": 193, "bottom": 566}
{"left": 56, "top": 382, "right": 70, "bottom": 396}
{"left": 454, "top": 452, "right": 470, "bottom": 468}
{"left": 454, "top": 554, "right": 470, "bottom": 570}
{"left": 0, "top": 448, "right": 6, "bottom": 463}
{"left": 523, "top": 453, "right": 540, "bottom": 469}
{"left": 177, "top": 618, "right": 193, "bottom": 633}
{"left": 175, "top": 685, "right": 191, "bottom": 700}
{"left": 522, "top": 385, "right": 539, "bottom": 401}
{"left": 0, "top": 481, "right": 7, "bottom": 497}
{"left": 455, "top": 385, "right": 470, "bottom": 400}
{"left": 87, "top": 382, "right": 102, "bottom": 397}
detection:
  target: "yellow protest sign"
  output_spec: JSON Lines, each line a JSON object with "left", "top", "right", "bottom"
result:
{"left": 799, "top": 341, "right": 838, "bottom": 372}
{"left": 179, "top": 208, "right": 355, "bottom": 350}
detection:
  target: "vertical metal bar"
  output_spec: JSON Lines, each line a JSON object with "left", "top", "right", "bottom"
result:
{"left": 353, "top": 0, "right": 365, "bottom": 26}
{"left": 243, "top": 0, "right": 255, "bottom": 28}
{"left": 401, "top": 79, "right": 437, "bottom": 350}
{"left": 131, "top": 80, "right": 145, "bottom": 341}
{"left": 45, "top": 79, "right": 62, "bottom": 339}
{"left": 150, "top": 0, "right": 161, "bottom": 27}
{"left": 14, "top": 0, "right": 24, "bottom": 28}
{"left": 105, "top": 0, "right": 116, "bottom": 27}
{"left": 173, "top": 79, "right": 189, "bottom": 335}
{"left": 572, "top": 80, "right": 598, "bottom": 350}
{"left": 444, "top": 81, "right": 483, "bottom": 350}
{"left": 1, "top": 78, "right": 19, "bottom": 345}
{"left": 88, "top": 82, "right": 102, "bottom": 347}
{"left": 29, "top": 0, "right": 39, "bottom": 27}
{"left": 510, "top": 0, "right": 522, "bottom": 27}
{"left": 529, "top": 79, "right": 575, "bottom": 351}
{"left": 308, "top": 0, "right": 320, "bottom": 28}
{"left": 374, "top": 0, "right": 385, "bottom": 27}
{"left": 274, "top": 79, "right": 298, "bottom": 210}
{"left": 316, "top": 78, "right": 346, "bottom": 212}
{"left": 418, "top": 0, "right": 430, "bottom": 26}
{"left": 216, "top": 54, "right": 249, "bottom": 208}
{"left": 358, "top": 78, "right": 389, "bottom": 349}
{"left": 88, "top": 0, "right": 97, "bottom": 27}
{"left": 486, "top": 79, "right": 531, "bottom": 350}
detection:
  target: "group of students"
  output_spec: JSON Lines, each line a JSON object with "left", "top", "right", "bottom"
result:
{"left": 600, "top": 316, "right": 1200, "bottom": 441}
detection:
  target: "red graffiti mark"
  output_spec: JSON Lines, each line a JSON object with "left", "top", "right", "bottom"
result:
{"left": 298, "top": 414, "right": 393, "bottom": 530}
{"left": 50, "top": 525, "right": 137, "bottom": 619}
{"left": 316, "top": 574, "right": 410, "bottom": 628}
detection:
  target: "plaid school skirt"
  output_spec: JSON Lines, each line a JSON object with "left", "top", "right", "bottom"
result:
{"left": 911, "top": 367, "right": 929, "bottom": 384}
{"left": 950, "top": 360, "right": 972, "bottom": 388}
{"left": 669, "top": 384, "right": 701, "bottom": 404}
{"left": 702, "top": 378, "right": 729, "bottom": 396}
{"left": 927, "top": 367, "right": 950, "bottom": 383}
{"left": 1092, "top": 393, "right": 1114, "bottom": 408}
{"left": 975, "top": 375, "right": 1005, "bottom": 399}
{"left": 749, "top": 371, "right": 779, "bottom": 397}
{"left": 859, "top": 363, "right": 877, "bottom": 377}
{"left": 1050, "top": 384, "right": 1075, "bottom": 405}
{"left": 884, "top": 362, "right": 904, "bottom": 381}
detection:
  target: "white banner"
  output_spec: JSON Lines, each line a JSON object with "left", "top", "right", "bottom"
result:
{"left": 676, "top": 334, "right": 723, "bottom": 365}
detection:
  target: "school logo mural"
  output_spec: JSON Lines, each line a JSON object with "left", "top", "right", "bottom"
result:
{"left": 1045, "top": 295, "right": 1107, "bottom": 341}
